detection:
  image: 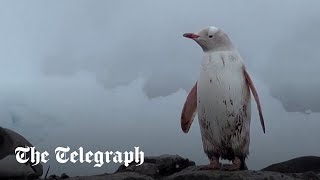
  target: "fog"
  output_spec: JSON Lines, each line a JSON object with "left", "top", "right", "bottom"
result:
{"left": 0, "top": 0, "right": 320, "bottom": 176}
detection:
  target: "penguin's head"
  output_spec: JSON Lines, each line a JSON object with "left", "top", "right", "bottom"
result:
{"left": 183, "top": 26, "right": 234, "bottom": 52}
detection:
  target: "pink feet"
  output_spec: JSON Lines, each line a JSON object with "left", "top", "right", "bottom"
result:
{"left": 221, "top": 157, "right": 242, "bottom": 171}
{"left": 200, "top": 157, "right": 221, "bottom": 170}
{"left": 201, "top": 156, "right": 246, "bottom": 171}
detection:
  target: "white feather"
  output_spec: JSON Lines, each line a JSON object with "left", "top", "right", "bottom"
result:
{"left": 197, "top": 50, "right": 251, "bottom": 159}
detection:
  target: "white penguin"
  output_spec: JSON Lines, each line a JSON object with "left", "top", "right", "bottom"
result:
{"left": 181, "top": 26, "right": 265, "bottom": 171}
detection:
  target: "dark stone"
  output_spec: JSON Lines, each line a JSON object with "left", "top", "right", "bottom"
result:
{"left": 41, "top": 155, "right": 320, "bottom": 180}
{"left": 262, "top": 156, "right": 320, "bottom": 173}
{"left": 61, "top": 173, "right": 70, "bottom": 179}
{"left": 67, "top": 172, "right": 154, "bottom": 180}
{"left": 165, "top": 168, "right": 300, "bottom": 180}
{"left": 48, "top": 174, "right": 60, "bottom": 180}
{"left": 116, "top": 154, "right": 195, "bottom": 179}
{"left": 299, "top": 171, "right": 320, "bottom": 180}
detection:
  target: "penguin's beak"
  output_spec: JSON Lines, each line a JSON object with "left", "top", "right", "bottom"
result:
{"left": 183, "top": 33, "right": 199, "bottom": 39}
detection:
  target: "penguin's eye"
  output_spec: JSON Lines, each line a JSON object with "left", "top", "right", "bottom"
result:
{"left": 208, "top": 35, "right": 213, "bottom": 38}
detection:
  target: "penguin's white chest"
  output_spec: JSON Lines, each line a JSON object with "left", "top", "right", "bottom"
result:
{"left": 197, "top": 51, "right": 251, "bottom": 157}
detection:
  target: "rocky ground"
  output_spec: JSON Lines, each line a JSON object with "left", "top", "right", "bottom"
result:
{"left": 6, "top": 155, "right": 320, "bottom": 180}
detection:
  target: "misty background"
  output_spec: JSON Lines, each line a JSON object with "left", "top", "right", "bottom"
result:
{"left": 0, "top": 0, "right": 320, "bottom": 176}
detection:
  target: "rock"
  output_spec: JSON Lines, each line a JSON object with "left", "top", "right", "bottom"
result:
{"left": 48, "top": 174, "right": 60, "bottom": 180}
{"left": 65, "top": 154, "right": 319, "bottom": 180}
{"left": 61, "top": 173, "right": 70, "bottom": 179}
{"left": 59, "top": 168, "right": 320, "bottom": 180}
{"left": 67, "top": 172, "right": 154, "bottom": 180}
{"left": 298, "top": 171, "right": 320, "bottom": 180}
{"left": 116, "top": 154, "right": 195, "bottom": 178}
{"left": 166, "top": 168, "right": 301, "bottom": 180}
{"left": 17, "top": 154, "right": 320, "bottom": 180}
{"left": 262, "top": 156, "right": 320, "bottom": 173}
{"left": 0, "top": 127, "right": 43, "bottom": 178}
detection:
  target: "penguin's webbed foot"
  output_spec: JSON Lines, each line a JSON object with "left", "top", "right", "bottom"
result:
{"left": 221, "top": 157, "right": 244, "bottom": 171}
{"left": 200, "top": 157, "right": 221, "bottom": 170}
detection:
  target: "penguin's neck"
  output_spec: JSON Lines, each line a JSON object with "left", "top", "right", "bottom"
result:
{"left": 201, "top": 51, "right": 242, "bottom": 72}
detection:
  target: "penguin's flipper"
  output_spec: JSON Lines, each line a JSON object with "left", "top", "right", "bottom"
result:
{"left": 243, "top": 67, "right": 265, "bottom": 133}
{"left": 181, "top": 81, "right": 197, "bottom": 133}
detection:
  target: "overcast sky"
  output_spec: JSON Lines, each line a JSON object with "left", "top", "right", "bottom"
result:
{"left": 0, "top": 0, "right": 320, "bottom": 176}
